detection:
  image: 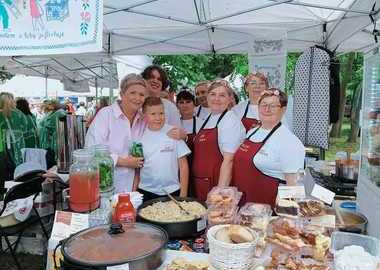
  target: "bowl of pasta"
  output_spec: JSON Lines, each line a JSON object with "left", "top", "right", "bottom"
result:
{"left": 137, "top": 197, "right": 207, "bottom": 238}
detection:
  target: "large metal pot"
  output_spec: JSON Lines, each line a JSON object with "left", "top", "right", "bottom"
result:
{"left": 137, "top": 197, "right": 207, "bottom": 239}
{"left": 59, "top": 223, "right": 168, "bottom": 270}
{"left": 335, "top": 209, "right": 368, "bottom": 234}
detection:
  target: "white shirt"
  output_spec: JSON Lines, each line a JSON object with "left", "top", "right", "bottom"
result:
{"left": 202, "top": 110, "right": 245, "bottom": 153}
{"left": 85, "top": 102, "right": 147, "bottom": 193}
{"left": 247, "top": 124, "right": 305, "bottom": 180}
{"left": 195, "top": 105, "right": 211, "bottom": 121}
{"left": 162, "top": 98, "right": 181, "bottom": 127}
{"left": 76, "top": 106, "right": 87, "bottom": 116}
{"left": 232, "top": 100, "right": 259, "bottom": 120}
{"left": 138, "top": 124, "right": 191, "bottom": 195}
{"left": 232, "top": 100, "right": 291, "bottom": 129}
{"left": 180, "top": 117, "right": 203, "bottom": 134}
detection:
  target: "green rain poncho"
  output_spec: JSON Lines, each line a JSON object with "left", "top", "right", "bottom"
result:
{"left": 38, "top": 109, "right": 66, "bottom": 161}
{"left": 24, "top": 114, "right": 39, "bottom": 148}
{"left": 0, "top": 109, "right": 28, "bottom": 166}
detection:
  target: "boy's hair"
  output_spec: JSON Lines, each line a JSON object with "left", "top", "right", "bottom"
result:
{"left": 142, "top": 96, "right": 163, "bottom": 113}
{"left": 176, "top": 91, "right": 195, "bottom": 104}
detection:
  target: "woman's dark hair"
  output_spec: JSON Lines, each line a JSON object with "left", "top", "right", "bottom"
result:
{"left": 16, "top": 98, "right": 32, "bottom": 116}
{"left": 176, "top": 91, "right": 195, "bottom": 104}
{"left": 233, "top": 92, "right": 239, "bottom": 105}
{"left": 141, "top": 65, "right": 169, "bottom": 90}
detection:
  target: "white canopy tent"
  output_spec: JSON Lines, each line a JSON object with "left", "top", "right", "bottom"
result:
{"left": 102, "top": 0, "right": 380, "bottom": 55}
{"left": 1, "top": 0, "right": 380, "bottom": 94}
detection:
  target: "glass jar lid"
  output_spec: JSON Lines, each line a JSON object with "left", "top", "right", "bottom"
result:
{"left": 62, "top": 223, "right": 167, "bottom": 267}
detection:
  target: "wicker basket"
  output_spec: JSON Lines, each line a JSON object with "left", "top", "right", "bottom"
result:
{"left": 207, "top": 225, "right": 258, "bottom": 270}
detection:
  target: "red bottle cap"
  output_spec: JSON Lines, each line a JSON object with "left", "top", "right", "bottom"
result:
{"left": 118, "top": 193, "right": 131, "bottom": 203}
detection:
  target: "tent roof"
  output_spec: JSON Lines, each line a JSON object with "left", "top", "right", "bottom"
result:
{"left": 103, "top": 0, "right": 380, "bottom": 54}
{"left": 0, "top": 54, "right": 118, "bottom": 89}
{"left": 2, "top": 0, "right": 380, "bottom": 90}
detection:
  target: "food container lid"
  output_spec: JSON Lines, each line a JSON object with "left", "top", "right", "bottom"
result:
{"left": 62, "top": 223, "right": 167, "bottom": 267}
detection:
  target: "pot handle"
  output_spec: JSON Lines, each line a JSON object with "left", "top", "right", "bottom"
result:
{"left": 108, "top": 223, "right": 125, "bottom": 235}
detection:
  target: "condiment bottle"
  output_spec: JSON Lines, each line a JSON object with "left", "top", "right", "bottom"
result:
{"left": 113, "top": 194, "right": 136, "bottom": 223}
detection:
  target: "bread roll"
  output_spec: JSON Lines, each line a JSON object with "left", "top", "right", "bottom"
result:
{"left": 228, "top": 225, "right": 254, "bottom": 243}
{"left": 215, "top": 227, "right": 233, "bottom": 243}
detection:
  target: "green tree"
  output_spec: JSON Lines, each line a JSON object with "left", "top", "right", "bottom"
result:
{"left": 152, "top": 54, "right": 248, "bottom": 90}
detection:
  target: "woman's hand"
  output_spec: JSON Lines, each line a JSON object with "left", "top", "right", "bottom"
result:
{"left": 117, "top": 156, "right": 144, "bottom": 169}
{"left": 167, "top": 127, "right": 187, "bottom": 140}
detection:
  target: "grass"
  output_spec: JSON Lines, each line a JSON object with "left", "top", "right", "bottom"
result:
{"left": 325, "top": 119, "right": 360, "bottom": 161}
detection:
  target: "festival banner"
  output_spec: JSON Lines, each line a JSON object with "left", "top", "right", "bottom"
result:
{"left": 0, "top": 0, "right": 102, "bottom": 56}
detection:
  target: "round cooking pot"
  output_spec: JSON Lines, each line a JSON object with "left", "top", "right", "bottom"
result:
{"left": 335, "top": 209, "right": 368, "bottom": 234}
{"left": 137, "top": 197, "right": 207, "bottom": 239}
{"left": 59, "top": 223, "right": 168, "bottom": 270}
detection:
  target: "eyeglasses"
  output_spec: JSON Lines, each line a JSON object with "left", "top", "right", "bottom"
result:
{"left": 258, "top": 103, "right": 281, "bottom": 111}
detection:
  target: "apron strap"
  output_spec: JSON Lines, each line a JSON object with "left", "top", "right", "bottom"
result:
{"left": 196, "top": 106, "right": 201, "bottom": 117}
{"left": 242, "top": 101, "right": 250, "bottom": 119}
{"left": 199, "top": 109, "right": 228, "bottom": 131}
{"left": 199, "top": 113, "right": 212, "bottom": 131}
{"left": 192, "top": 116, "right": 197, "bottom": 134}
{"left": 247, "top": 122, "right": 282, "bottom": 142}
{"left": 216, "top": 110, "right": 228, "bottom": 126}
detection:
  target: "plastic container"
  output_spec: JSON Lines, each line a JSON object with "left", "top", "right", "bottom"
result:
{"left": 69, "top": 149, "right": 100, "bottom": 213}
{"left": 340, "top": 201, "right": 357, "bottom": 212}
{"left": 330, "top": 231, "right": 380, "bottom": 257}
{"left": 206, "top": 186, "right": 242, "bottom": 208}
{"left": 207, "top": 205, "right": 238, "bottom": 227}
{"left": 113, "top": 193, "right": 136, "bottom": 223}
{"left": 94, "top": 145, "right": 114, "bottom": 192}
{"left": 237, "top": 203, "right": 272, "bottom": 231}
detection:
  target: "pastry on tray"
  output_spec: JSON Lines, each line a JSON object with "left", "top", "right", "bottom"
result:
{"left": 165, "top": 257, "right": 209, "bottom": 270}
{"left": 298, "top": 200, "right": 325, "bottom": 217}
{"left": 275, "top": 199, "right": 300, "bottom": 217}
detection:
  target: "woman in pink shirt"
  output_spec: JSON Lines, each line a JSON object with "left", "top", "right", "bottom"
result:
{"left": 86, "top": 74, "right": 147, "bottom": 192}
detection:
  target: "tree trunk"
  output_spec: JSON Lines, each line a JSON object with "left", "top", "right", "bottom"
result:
{"left": 348, "top": 83, "right": 362, "bottom": 143}
{"left": 331, "top": 52, "right": 355, "bottom": 138}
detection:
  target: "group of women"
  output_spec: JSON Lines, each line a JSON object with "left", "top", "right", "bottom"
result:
{"left": 86, "top": 64, "right": 305, "bottom": 207}
{"left": 0, "top": 93, "right": 66, "bottom": 174}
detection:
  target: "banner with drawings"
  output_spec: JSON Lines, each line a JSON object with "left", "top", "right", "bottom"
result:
{"left": 248, "top": 39, "right": 287, "bottom": 90}
{"left": 0, "top": 0, "right": 102, "bottom": 56}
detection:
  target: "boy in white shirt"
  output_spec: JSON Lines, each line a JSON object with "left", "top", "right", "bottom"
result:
{"left": 132, "top": 97, "right": 191, "bottom": 202}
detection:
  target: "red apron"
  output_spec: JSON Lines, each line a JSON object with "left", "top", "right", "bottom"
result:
{"left": 241, "top": 102, "right": 260, "bottom": 132}
{"left": 192, "top": 110, "right": 227, "bottom": 201}
{"left": 232, "top": 123, "right": 285, "bottom": 208}
{"left": 184, "top": 116, "right": 197, "bottom": 197}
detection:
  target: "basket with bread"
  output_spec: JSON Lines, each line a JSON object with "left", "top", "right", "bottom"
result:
{"left": 207, "top": 224, "right": 258, "bottom": 270}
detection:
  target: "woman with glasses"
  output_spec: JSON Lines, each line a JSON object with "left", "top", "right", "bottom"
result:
{"left": 192, "top": 80, "right": 245, "bottom": 201}
{"left": 231, "top": 89, "right": 305, "bottom": 207}
{"left": 232, "top": 72, "right": 268, "bottom": 132}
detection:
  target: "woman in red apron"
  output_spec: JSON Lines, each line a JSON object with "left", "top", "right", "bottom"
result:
{"left": 177, "top": 91, "right": 201, "bottom": 197}
{"left": 232, "top": 89, "right": 304, "bottom": 208}
{"left": 192, "top": 81, "right": 245, "bottom": 201}
{"left": 232, "top": 72, "right": 269, "bottom": 132}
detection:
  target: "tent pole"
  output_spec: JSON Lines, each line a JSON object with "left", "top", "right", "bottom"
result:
{"left": 268, "top": 0, "right": 372, "bottom": 15}
{"left": 104, "top": 0, "right": 159, "bottom": 15}
{"left": 95, "top": 77, "right": 98, "bottom": 102}
{"left": 45, "top": 66, "right": 48, "bottom": 98}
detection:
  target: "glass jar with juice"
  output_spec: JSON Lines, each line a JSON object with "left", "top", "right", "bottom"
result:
{"left": 69, "top": 149, "right": 100, "bottom": 213}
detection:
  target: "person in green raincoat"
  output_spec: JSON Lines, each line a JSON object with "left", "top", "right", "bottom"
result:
{"left": 0, "top": 92, "right": 28, "bottom": 166}
{"left": 38, "top": 99, "right": 66, "bottom": 167}
{"left": 16, "top": 98, "right": 39, "bottom": 148}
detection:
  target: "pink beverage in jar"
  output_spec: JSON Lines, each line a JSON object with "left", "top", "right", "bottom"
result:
{"left": 69, "top": 171, "right": 100, "bottom": 213}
